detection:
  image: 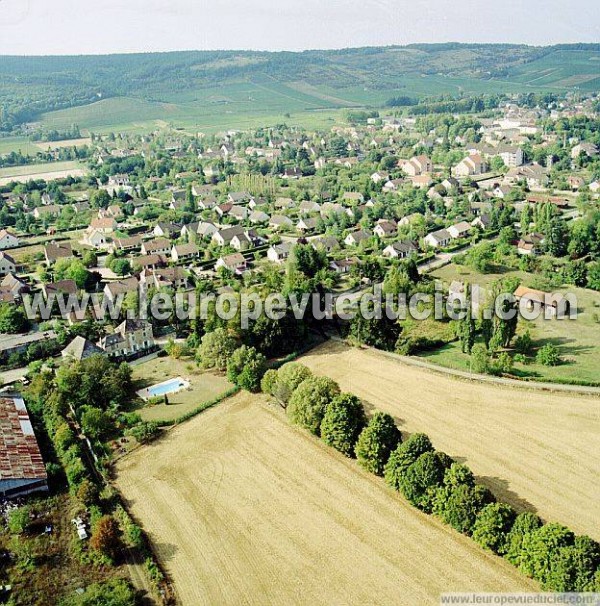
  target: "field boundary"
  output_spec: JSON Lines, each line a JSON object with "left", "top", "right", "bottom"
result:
{"left": 328, "top": 336, "right": 600, "bottom": 397}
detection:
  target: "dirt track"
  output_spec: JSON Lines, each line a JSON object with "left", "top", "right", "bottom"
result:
{"left": 300, "top": 341, "right": 600, "bottom": 540}
{"left": 115, "top": 393, "right": 536, "bottom": 605}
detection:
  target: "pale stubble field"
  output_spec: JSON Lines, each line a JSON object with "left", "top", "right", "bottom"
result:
{"left": 115, "top": 391, "right": 536, "bottom": 605}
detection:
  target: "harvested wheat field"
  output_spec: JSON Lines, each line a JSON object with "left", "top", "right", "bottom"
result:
{"left": 115, "top": 392, "right": 535, "bottom": 606}
{"left": 300, "top": 341, "right": 600, "bottom": 540}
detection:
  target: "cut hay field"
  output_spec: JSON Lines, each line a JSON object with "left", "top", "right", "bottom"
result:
{"left": 115, "top": 392, "right": 536, "bottom": 606}
{"left": 300, "top": 341, "right": 600, "bottom": 541}
{"left": 0, "top": 160, "right": 88, "bottom": 185}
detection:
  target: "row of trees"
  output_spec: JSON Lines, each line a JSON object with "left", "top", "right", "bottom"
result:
{"left": 261, "top": 361, "right": 600, "bottom": 592}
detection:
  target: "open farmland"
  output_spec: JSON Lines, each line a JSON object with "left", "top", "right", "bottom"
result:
{"left": 300, "top": 341, "right": 600, "bottom": 540}
{"left": 0, "top": 160, "right": 88, "bottom": 185}
{"left": 115, "top": 393, "right": 535, "bottom": 606}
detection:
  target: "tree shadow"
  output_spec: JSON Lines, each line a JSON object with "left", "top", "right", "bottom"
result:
{"left": 477, "top": 475, "right": 538, "bottom": 515}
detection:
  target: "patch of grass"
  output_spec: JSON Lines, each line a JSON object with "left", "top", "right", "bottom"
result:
{"left": 131, "top": 355, "right": 234, "bottom": 422}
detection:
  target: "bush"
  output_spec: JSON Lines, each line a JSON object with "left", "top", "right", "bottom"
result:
{"left": 504, "top": 512, "right": 543, "bottom": 566}
{"left": 260, "top": 369, "right": 279, "bottom": 395}
{"left": 472, "top": 503, "right": 517, "bottom": 554}
{"left": 196, "top": 328, "right": 237, "bottom": 370}
{"left": 226, "top": 345, "right": 267, "bottom": 392}
{"left": 514, "top": 330, "right": 533, "bottom": 355}
{"left": 547, "top": 535, "right": 600, "bottom": 592}
{"left": 399, "top": 451, "right": 453, "bottom": 511}
{"left": 432, "top": 463, "right": 494, "bottom": 535}
{"left": 536, "top": 343, "right": 562, "bottom": 366}
{"left": 126, "top": 421, "right": 160, "bottom": 444}
{"left": 519, "top": 523, "right": 575, "bottom": 586}
{"left": 287, "top": 376, "right": 340, "bottom": 435}
{"left": 470, "top": 343, "right": 491, "bottom": 374}
{"left": 384, "top": 433, "right": 435, "bottom": 490}
{"left": 320, "top": 393, "right": 367, "bottom": 457}
{"left": 8, "top": 505, "right": 31, "bottom": 534}
{"left": 354, "top": 411, "right": 401, "bottom": 476}
{"left": 90, "top": 515, "right": 123, "bottom": 561}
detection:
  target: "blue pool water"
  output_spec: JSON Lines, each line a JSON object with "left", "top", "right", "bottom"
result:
{"left": 148, "top": 378, "right": 187, "bottom": 397}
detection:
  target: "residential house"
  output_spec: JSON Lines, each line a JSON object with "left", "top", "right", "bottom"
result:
{"left": 33, "top": 205, "right": 61, "bottom": 220}
{"left": 61, "top": 336, "right": 104, "bottom": 361}
{"left": 517, "top": 233, "right": 545, "bottom": 256}
{"left": 342, "top": 192, "right": 364, "bottom": 204}
{"left": 448, "top": 221, "right": 472, "bottom": 239}
{"left": 373, "top": 220, "right": 397, "bottom": 239}
{"left": 329, "top": 258, "right": 358, "bottom": 274}
{"left": 215, "top": 253, "right": 247, "bottom": 274}
{"left": 571, "top": 142, "right": 598, "bottom": 160}
{"left": 43, "top": 279, "right": 78, "bottom": 297}
{"left": 382, "top": 240, "right": 418, "bottom": 259}
{"left": 344, "top": 230, "right": 371, "bottom": 247}
{"left": 89, "top": 217, "right": 117, "bottom": 233}
{"left": 108, "top": 174, "right": 130, "bottom": 187}
{"left": 154, "top": 222, "right": 182, "bottom": 239}
{"left": 44, "top": 241, "right": 73, "bottom": 264}
{"left": 269, "top": 215, "right": 294, "bottom": 230}
{"left": 297, "top": 217, "right": 319, "bottom": 233}
{"left": 267, "top": 242, "right": 294, "bottom": 264}
{"left": 248, "top": 210, "right": 269, "bottom": 224}
{"left": 299, "top": 200, "right": 321, "bottom": 215}
{"left": 229, "top": 206, "right": 249, "bottom": 222}
{"left": 98, "top": 319, "right": 154, "bottom": 359}
{"left": 140, "top": 238, "right": 171, "bottom": 256}
{"left": 80, "top": 229, "right": 108, "bottom": 249}
{"left": 400, "top": 155, "right": 433, "bottom": 176}
{"left": 424, "top": 228, "right": 451, "bottom": 248}
{"left": 171, "top": 243, "right": 199, "bottom": 263}
{"left": 471, "top": 214, "right": 492, "bottom": 230}
{"left": 0, "top": 230, "right": 19, "bottom": 250}
{"left": 453, "top": 153, "right": 487, "bottom": 177}
{"left": 103, "top": 276, "right": 139, "bottom": 302}
{"left": 0, "top": 252, "right": 16, "bottom": 277}
{"left": 311, "top": 236, "right": 340, "bottom": 253}
{"left": 0, "top": 273, "right": 29, "bottom": 303}
{"left": 111, "top": 236, "right": 142, "bottom": 253}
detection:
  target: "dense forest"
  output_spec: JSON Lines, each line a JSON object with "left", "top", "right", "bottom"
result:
{"left": 0, "top": 43, "right": 599, "bottom": 132}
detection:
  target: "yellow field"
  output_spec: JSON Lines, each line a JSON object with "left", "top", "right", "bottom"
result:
{"left": 300, "top": 342, "right": 600, "bottom": 540}
{"left": 115, "top": 393, "right": 536, "bottom": 605}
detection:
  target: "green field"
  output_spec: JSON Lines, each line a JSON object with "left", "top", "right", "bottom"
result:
{"left": 0, "top": 136, "right": 37, "bottom": 155}
{"left": 423, "top": 263, "right": 600, "bottom": 385}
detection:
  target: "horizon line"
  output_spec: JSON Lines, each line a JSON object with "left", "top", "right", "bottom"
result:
{"left": 0, "top": 41, "right": 599, "bottom": 60}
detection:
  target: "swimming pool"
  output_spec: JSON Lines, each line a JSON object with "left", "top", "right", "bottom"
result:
{"left": 145, "top": 377, "right": 190, "bottom": 398}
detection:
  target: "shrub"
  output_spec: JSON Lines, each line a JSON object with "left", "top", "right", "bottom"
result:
{"left": 260, "top": 369, "right": 279, "bottom": 395}
{"left": 287, "top": 376, "right": 340, "bottom": 435}
{"left": 226, "top": 345, "right": 267, "bottom": 392}
{"left": 196, "top": 328, "right": 237, "bottom": 370}
{"left": 320, "top": 393, "right": 367, "bottom": 457}
{"left": 354, "top": 411, "right": 401, "bottom": 476}
{"left": 514, "top": 330, "right": 533, "bottom": 355}
{"left": 8, "top": 505, "right": 31, "bottom": 534}
{"left": 384, "top": 433, "right": 434, "bottom": 490}
{"left": 432, "top": 463, "right": 494, "bottom": 535}
{"left": 519, "top": 523, "right": 575, "bottom": 586}
{"left": 399, "top": 451, "right": 452, "bottom": 511}
{"left": 504, "top": 512, "right": 543, "bottom": 566}
{"left": 90, "top": 515, "right": 123, "bottom": 561}
{"left": 536, "top": 343, "right": 562, "bottom": 366}
{"left": 472, "top": 503, "right": 517, "bottom": 554}
{"left": 470, "top": 343, "right": 491, "bottom": 374}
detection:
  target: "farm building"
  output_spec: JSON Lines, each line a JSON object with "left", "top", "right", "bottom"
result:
{"left": 0, "top": 396, "right": 48, "bottom": 498}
